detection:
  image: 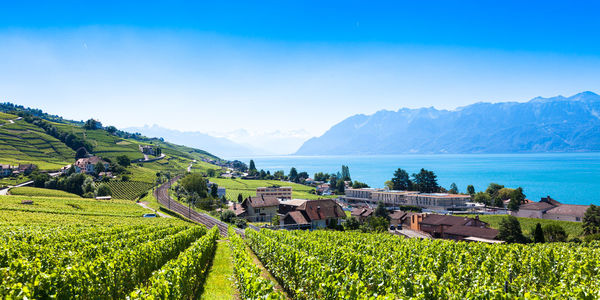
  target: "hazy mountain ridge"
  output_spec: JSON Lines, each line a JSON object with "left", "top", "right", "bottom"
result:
{"left": 124, "top": 125, "right": 260, "bottom": 158}
{"left": 295, "top": 92, "right": 600, "bottom": 155}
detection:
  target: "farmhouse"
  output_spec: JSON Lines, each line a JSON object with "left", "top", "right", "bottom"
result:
{"left": 410, "top": 214, "right": 499, "bottom": 242}
{"left": 232, "top": 195, "right": 279, "bottom": 222}
{"left": 74, "top": 156, "right": 110, "bottom": 174}
{"left": 0, "top": 164, "right": 14, "bottom": 177}
{"left": 282, "top": 199, "right": 346, "bottom": 229}
{"left": 512, "top": 196, "right": 589, "bottom": 222}
{"left": 350, "top": 207, "right": 374, "bottom": 223}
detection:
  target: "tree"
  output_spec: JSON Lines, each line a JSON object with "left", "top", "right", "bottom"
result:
{"left": 384, "top": 180, "right": 394, "bottom": 190}
{"left": 96, "top": 184, "right": 112, "bottom": 197}
{"left": 237, "top": 193, "right": 243, "bottom": 203}
{"left": 352, "top": 181, "right": 369, "bottom": 188}
{"left": 273, "top": 170, "right": 285, "bottom": 180}
{"left": 116, "top": 155, "right": 131, "bottom": 167}
{"left": 329, "top": 175, "right": 338, "bottom": 193}
{"left": 220, "top": 210, "right": 236, "bottom": 223}
{"left": 366, "top": 216, "right": 390, "bottom": 232}
{"left": 83, "top": 119, "right": 101, "bottom": 130}
{"left": 493, "top": 197, "right": 504, "bottom": 208}
{"left": 210, "top": 184, "right": 218, "bottom": 198}
{"left": 272, "top": 215, "right": 280, "bottom": 226}
{"left": 533, "top": 223, "right": 545, "bottom": 243}
{"left": 485, "top": 183, "right": 505, "bottom": 198}
{"left": 583, "top": 204, "right": 600, "bottom": 235}
{"left": 336, "top": 179, "right": 345, "bottom": 194}
{"left": 180, "top": 173, "right": 208, "bottom": 198}
{"left": 314, "top": 172, "right": 330, "bottom": 182}
{"left": 289, "top": 167, "right": 298, "bottom": 183}
{"left": 412, "top": 169, "right": 439, "bottom": 193}
{"left": 497, "top": 188, "right": 515, "bottom": 201}
{"left": 341, "top": 165, "right": 351, "bottom": 181}
{"left": 75, "top": 147, "right": 89, "bottom": 159}
{"left": 32, "top": 172, "right": 50, "bottom": 188}
{"left": 391, "top": 168, "right": 411, "bottom": 190}
{"left": 105, "top": 126, "right": 117, "bottom": 134}
{"left": 473, "top": 191, "right": 492, "bottom": 206}
{"left": 374, "top": 201, "right": 389, "bottom": 219}
{"left": 497, "top": 216, "right": 529, "bottom": 243}
{"left": 95, "top": 162, "right": 105, "bottom": 174}
{"left": 344, "top": 216, "right": 360, "bottom": 230}
{"left": 543, "top": 224, "right": 567, "bottom": 242}
{"left": 298, "top": 171, "right": 309, "bottom": 182}
{"left": 508, "top": 187, "right": 526, "bottom": 211}
{"left": 467, "top": 185, "right": 475, "bottom": 195}
{"left": 448, "top": 183, "right": 459, "bottom": 194}
{"left": 249, "top": 160, "right": 257, "bottom": 173}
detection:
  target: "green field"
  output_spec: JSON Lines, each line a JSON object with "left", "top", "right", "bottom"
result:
{"left": 472, "top": 214, "right": 584, "bottom": 238}
{"left": 99, "top": 181, "right": 154, "bottom": 200}
{"left": 9, "top": 186, "right": 82, "bottom": 198}
{"left": 208, "top": 177, "right": 334, "bottom": 200}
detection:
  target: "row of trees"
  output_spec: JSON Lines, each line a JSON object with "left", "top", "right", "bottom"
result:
{"left": 471, "top": 183, "right": 526, "bottom": 209}
{"left": 175, "top": 173, "right": 228, "bottom": 211}
{"left": 31, "top": 172, "right": 111, "bottom": 198}
{"left": 386, "top": 168, "right": 440, "bottom": 193}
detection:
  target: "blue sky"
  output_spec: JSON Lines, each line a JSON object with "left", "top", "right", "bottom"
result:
{"left": 1, "top": 1, "right": 600, "bottom": 153}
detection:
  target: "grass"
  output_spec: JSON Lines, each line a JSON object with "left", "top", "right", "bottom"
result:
{"left": 9, "top": 187, "right": 81, "bottom": 198}
{"left": 138, "top": 187, "right": 161, "bottom": 210}
{"left": 208, "top": 177, "right": 334, "bottom": 200}
{"left": 200, "top": 240, "right": 237, "bottom": 300}
{"left": 470, "top": 214, "right": 584, "bottom": 238}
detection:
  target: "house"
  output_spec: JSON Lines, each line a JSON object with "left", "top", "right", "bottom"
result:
{"left": 232, "top": 195, "right": 280, "bottom": 222}
{"left": 140, "top": 145, "right": 156, "bottom": 155}
{"left": 282, "top": 199, "right": 346, "bottom": 229}
{"left": 389, "top": 210, "right": 410, "bottom": 227}
{"left": 344, "top": 188, "right": 471, "bottom": 210}
{"left": 316, "top": 183, "right": 331, "bottom": 195}
{"left": 0, "top": 164, "right": 14, "bottom": 177}
{"left": 410, "top": 213, "right": 498, "bottom": 241}
{"left": 512, "top": 196, "right": 589, "bottom": 222}
{"left": 74, "top": 156, "right": 110, "bottom": 174}
{"left": 256, "top": 186, "right": 292, "bottom": 200}
{"left": 207, "top": 182, "right": 226, "bottom": 198}
{"left": 350, "top": 207, "right": 374, "bottom": 223}
{"left": 17, "top": 164, "right": 38, "bottom": 175}
{"left": 279, "top": 199, "right": 309, "bottom": 215}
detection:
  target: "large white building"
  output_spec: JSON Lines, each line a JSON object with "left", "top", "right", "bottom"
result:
{"left": 344, "top": 188, "right": 471, "bottom": 210}
{"left": 256, "top": 186, "right": 292, "bottom": 200}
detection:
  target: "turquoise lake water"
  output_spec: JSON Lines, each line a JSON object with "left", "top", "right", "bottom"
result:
{"left": 232, "top": 153, "right": 600, "bottom": 205}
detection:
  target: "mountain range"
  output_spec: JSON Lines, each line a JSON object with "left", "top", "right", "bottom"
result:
{"left": 124, "top": 125, "right": 261, "bottom": 158}
{"left": 295, "top": 91, "right": 600, "bottom": 155}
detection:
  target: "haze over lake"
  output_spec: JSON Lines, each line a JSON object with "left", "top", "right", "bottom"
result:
{"left": 235, "top": 153, "right": 600, "bottom": 206}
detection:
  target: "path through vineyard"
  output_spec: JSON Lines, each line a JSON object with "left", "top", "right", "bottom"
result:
{"left": 245, "top": 243, "right": 290, "bottom": 298}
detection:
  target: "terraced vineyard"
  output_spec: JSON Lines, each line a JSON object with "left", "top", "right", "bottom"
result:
{"left": 0, "top": 113, "right": 73, "bottom": 169}
{"left": 99, "top": 181, "right": 154, "bottom": 200}
{"left": 248, "top": 229, "right": 600, "bottom": 299}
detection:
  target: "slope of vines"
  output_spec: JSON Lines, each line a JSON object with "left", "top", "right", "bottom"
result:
{"left": 100, "top": 181, "right": 153, "bottom": 200}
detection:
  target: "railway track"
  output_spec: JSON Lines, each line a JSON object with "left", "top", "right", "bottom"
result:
{"left": 154, "top": 176, "right": 244, "bottom": 237}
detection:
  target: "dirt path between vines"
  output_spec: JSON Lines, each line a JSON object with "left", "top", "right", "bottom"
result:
{"left": 245, "top": 244, "right": 291, "bottom": 299}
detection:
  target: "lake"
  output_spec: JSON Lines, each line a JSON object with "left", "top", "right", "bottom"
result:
{"left": 232, "top": 153, "right": 600, "bottom": 205}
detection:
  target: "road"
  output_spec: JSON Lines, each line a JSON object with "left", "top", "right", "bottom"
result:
{"left": 0, "top": 180, "right": 34, "bottom": 195}
{"left": 187, "top": 160, "right": 196, "bottom": 172}
{"left": 136, "top": 201, "right": 171, "bottom": 218}
{"left": 154, "top": 176, "right": 244, "bottom": 237}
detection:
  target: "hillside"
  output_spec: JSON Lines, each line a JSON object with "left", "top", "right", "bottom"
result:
{"left": 0, "top": 104, "right": 222, "bottom": 175}
{"left": 296, "top": 91, "right": 600, "bottom": 155}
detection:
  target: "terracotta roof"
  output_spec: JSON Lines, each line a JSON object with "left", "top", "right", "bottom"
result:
{"left": 75, "top": 156, "right": 106, "bottom": 168}
{"left": 245, "top": 195, "right": 279, "bottom": 208}
{"left": 420, "top": 214, "right": 472, "bottom": 226}
{"left": 281, "top": 199, "right": 308, "bottom": 206}
{"left": 229, "top": 204, "right": 247, "bottom": 216}
{"left": 541, "top": 196, "right": 561, "bottom": 206}
{"left": 351, "top": 207, "right": 373, "bottom": 218}
{"left": 285, "top": 211, "right": 310, "bottom": 225}
{"left": 297, "top": 199, "right": 345, "bottom": 221}
{"left": 519, "top": 201, "right": 555, "bottom": 211}
{"left": 389, "top": 210, "right": 407, "bottom": 220}
{"left": 545, "top": 204, "right": 589, "bottom": 217}
{"left": 444, "top": 225, "right": 499, "bottom": 240}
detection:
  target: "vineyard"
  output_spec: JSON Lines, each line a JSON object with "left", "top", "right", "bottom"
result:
{"left": 0, "top": 193, "right": 221, "bottom": 299}
{"left": 8, "top": 186, "right": 81, "bottom": 198}
{"left": 99, "top": 181, "right": 154, "bottom": 200}
{"left": 248, "top": 229, "right": 600, "bottom": 299}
